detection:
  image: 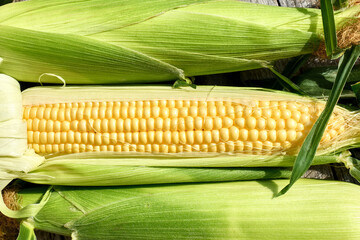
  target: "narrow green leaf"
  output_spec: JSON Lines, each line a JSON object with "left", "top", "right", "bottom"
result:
{"left": 268, "top": 67, "right": 306, "bottom": 95}
{"left": 320, "top": 0, "right": 340, "bottom": 58}
{"left": 278, "top": 45, "right": 360, "bottom": 196}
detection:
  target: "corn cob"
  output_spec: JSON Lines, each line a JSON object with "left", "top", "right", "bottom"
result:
{"left": 3, "top": 179, "right": 360, "bottom": 239}
{"left": 0, "top": 74, "right": 358, "bottom": 186}
{"left": 0, "top": 0, "right": 359, "bottom": 84}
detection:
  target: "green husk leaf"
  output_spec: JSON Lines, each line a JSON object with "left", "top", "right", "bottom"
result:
{"left": 18, "top": 221, "right": 37, "bottom": 240}
{"left": 14, "top": 179, "right": 360, "bottom": 239}
{"left": 2, "top": 0, "right": 358, "bottom": 83}
{"left": 279, "top": 45, "right": 360, "bottom": 196}
{"left": 321, "top": 0, "right": 341, "bottom": 58}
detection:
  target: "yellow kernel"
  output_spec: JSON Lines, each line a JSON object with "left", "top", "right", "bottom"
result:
{"left": 114, "top": 145, "right": 122, "bottom": 152}
{"left": 208, "top": 143, "right": 217, "bottom": 152}
{"left": 27, "top": 131, "right": 34, "bottom": 143}
{"left": 155, "top": 118, "right": 163, "bottom": 130}
{"left": 266, "top": 118, "right": 276, "bottom": 130}
{"left": 272, "top": 109, "right": 281, "bottom": 119}
{"left": 186, "top": 131, "right": 194, "bottom": 144}
{"left": 147, "top": 131, "right": 155, "bottom": 143}
{"left": 300, "top": 113, "right": 311, "bottom": 125}
{"left": 296, "top": 132, "right": 304, "bottom": 141}
{"left": 263, "top": 141, "right": 273, "bottom": 151}
{"left": 74, "top": 132, "right": 82, "bottom": 144}
{"left": 212, "top": 130, "right": 220, "bottom": 143}
{"left": 198, "top": 106, "right": 207, "bottom": 117}
{"left": 287, "top": 130, "right": 297, "bottom": 142}
{"left": 93, "top": 119, "right": 101, "bottom": 132}
{"left": 268, "top": 130, "right": 277, "bottom": 142}
{"left": 292, "top": 110, "right": 301, "bottom": 122}
{"left": 226, "top": 106, "right": 235, "bottom": 119}
{"left": 179, "top": 107, "right": 188, "bottom": 117}
{"left": 194, "top": 116, "right": 203, "bottom": 130}
{"left": 239, "top": 129, "right": 248, "bottom": 141}
{"left": 329, "top": 129, "right": 338, "bottom": 138}
{"left": 235, "top": 141, "right": 244, "bottom": 152}
{"left": 122, "top": 144, "right": 130, "bottom": 152}
{"left": 125, "top": 132, "right": 132, "bottom": 143}
{"left": 102, "top": 133, "right": 110, "bottom": 145}
{"left": 100, "top": 119, "right": 108, "bottom": 132}
{"left": 174, "top": 144, "right": 182, "bottom": 153}
{"left": 185, "top": 116, "right": 194, "bottom": 130}
{"left": 259, "top": 130, "right": 267, "bottom": 141}
{"left": 135, "top": 107, "right": 144, "bottom": 118}
{"left": 123, "top": 119, "right": 131, "bottom": 132}
{"left": 178, "top": 118, "right": 186, "bottom": 131}
{"left": 249, "top": 129, "right": 259, "bottom": 141}
{"left": 229, "top": 126, "right": 239, "bottom": 141}
{"left": 253, "top": 108, "right": 262, "bottom": 118}
{"left": 86, "top": 145, "right": 93, "bottom": 152}
{"left": 243, "top": 107, "right": 252, "bottom": 117}
{"left": 50, "top": 108, "right": 59, "bottom": 120}
{"left": 120, "top": 106, "right": 128, "bottom": 118}
{"left": 200, "top": 144, "right": 208, "bottom": 152}
{"left": 32, "top": 118, "right": 40, "bottom": 131}
{"left": 234, "top": 106, "right": 243, "bottom": 117}
{"left": 256, "top": 118, "right": 266, "bottom": 130}
{"left": 279, "top": 102, "right": 287, "bottom": 110}
{"left": 220, "top": 128, "right": 229, "bottom": 142}
{"left": 281, "top": 109, "right": 291, "bottom": 119}
{"left": 204, "top": 117, "right": 213, "bottom": 130}
{"left": 143, "top": 107, "right": 151, "bottom": 118}
{"left": 194, "top": 131, "right": 203, "bottom": 144}
{"left": 139, "top": 132, "right": 147, "bottom": 144}
{"left": 128, "top": 106, "right": 136, "bottom": 118}
{"left": 175, "top": 100, "right": 183, "bottom": 108}
{"left": 39, "top": 132, "right": 47, "bottom": 144}
{"left": 29, "top": 107, "right": 37, "bottom": 119}
{"left": 276, "top": 119, "right": 285, "bottom": 129}
{"left": 159, "top": 100, "right": 167, "bottom": 107}
{"left": 155, "top": 131, "right": 163, "bottom": 144}
{"left": 163, "top": 118, "right": 171, "bottom": 131}
{"left": 160, "top": 108, "right": 169, "bottom": 118}
{"left": 235, "top": 118, "right": 245, "bottom": 128}
{"left": 259, "top": 101, "right": 270, "bottom": 108}
{"left": 184, "top": 145, "right": 192, "bottom": 152}
{"left": 223, "top": 117, "right": 233, "bottom": 128}
{"left": 286, "top": 119, "right": 297, "bottom": 129}
{"left": 277, "top": 130, "right": 287, "bottom": 142}
{"left": 168, "top": 100, "right": 175, "bottom": 108}
{"left": 189, "top": 106, "right": 198, "bottom": 117}
{"left": 217, "top": 142, "right": 226, "bottom": 152}
{"left": 217, "top": 105, "right": 226, "bottom": 117}
{"left": 147, "top": 118, "right": 155, "bottom": 131}
{"left": 169, "top": 108, "right": 178, "bottom": 118}
{"left": 139, "top": 119, "right": 147, "bottom": 131}
{"left": 244, "top": 142, "right": 253, "bottom": 151}
{"left": 159, "top": 144, "right": 168, "bottom": 153}
{"left": 61, "top": 121, "right": 70, "bottom": 132}
{"left": 38, "top": 119, "right": 47, "bottom": 132}
{"left": 282, "top": 141, "right": 292, "bottom": 150}
{"left": 245, "top": 117, "right": 256, "bottom": 129}
{"left": 208, "top": 106, "right": 217, "bottom": 117}
{"left": 262, "top": 109, "right": 272, "bottom": 118}
{"left": 67, "top": 131, "right": 75, "bottom": 144}
{"left": 170, "top": 118, "right": 178, "bottom": 131}
{"left": 36, "top": 107, "right": 45, "bottom": 119}
{"left": 54, "top": 132, "right": 61, "bottom": 144}
{"left": 105, "top": 107, "right": 113, "bottom": 119}
{"left": 164, "top": 131, "right": 172, "bottom": 144}
{"left": 203, "top": 131, "right": 212, "bottom": 144}
{"left": 253, "top": 141, "right": 263, "bottom": 152}
{"left": 214, "top": 117, "right": 223, "bottom": 130}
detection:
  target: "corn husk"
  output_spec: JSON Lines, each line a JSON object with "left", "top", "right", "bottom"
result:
{"left": 0, "top": 0, "right": 359, "bottom": 84}
{"left": 4, "top": 179, "right": 360, "bottom": 239}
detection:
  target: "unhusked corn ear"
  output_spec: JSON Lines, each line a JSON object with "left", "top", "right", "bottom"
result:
{"left": 10, "top": 179, "right": 360, "bottom": 239}
{"left": 0, "top": 0, "right": 359, "bottom": 84}
{"left": 21, "top": 85, "right": 357, "bottom": 156}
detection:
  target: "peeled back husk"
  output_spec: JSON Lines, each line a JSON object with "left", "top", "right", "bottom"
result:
{"left": 0, "top": 0, "right": 359, "bottom": 84}
{"left": 6, "top": 179, "right": 360, "bottom": 239}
